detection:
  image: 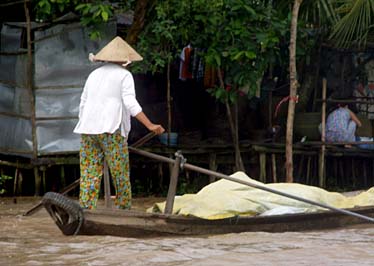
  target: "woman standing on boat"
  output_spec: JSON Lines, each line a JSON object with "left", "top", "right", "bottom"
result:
{"left": 74, "top": 36, "right": 165, "bottom": 210}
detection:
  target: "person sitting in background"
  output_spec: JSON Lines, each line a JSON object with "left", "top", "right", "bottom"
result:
{"left": 325, "top": 102, "right": 362, "bottom": 147}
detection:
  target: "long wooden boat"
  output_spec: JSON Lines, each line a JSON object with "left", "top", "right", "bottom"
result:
{"left": 42, "top": 192, "right": 374, "bottom": 238}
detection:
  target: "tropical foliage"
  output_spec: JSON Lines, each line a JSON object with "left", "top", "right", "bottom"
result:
{"left": 277, "top": 0, "right": 374, "bottom": 49}
{"left": 330, "top": 0, "right": 374, "bottom": 49}
{"left": 34, "top": 0, "right": 116, "bottom": 39}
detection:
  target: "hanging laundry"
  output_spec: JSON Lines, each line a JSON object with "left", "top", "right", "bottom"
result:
{"left": 179, "top": 45, "right": 193, "bottom": 81}
{"left": 191, "top": 48, "right": 205, "bottom": 81}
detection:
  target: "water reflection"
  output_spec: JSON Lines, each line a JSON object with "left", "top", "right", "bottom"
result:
{"left": 1, "top": 198, "right": 373, "bottom": 266}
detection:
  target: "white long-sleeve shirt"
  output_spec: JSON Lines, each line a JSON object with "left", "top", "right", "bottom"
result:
{"left": 73, "top": 63, "right": 142, "bottom": 138}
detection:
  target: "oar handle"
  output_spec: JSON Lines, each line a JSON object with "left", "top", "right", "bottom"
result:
{"left": 131, "top": 132, "right": 156, "bottom": 148}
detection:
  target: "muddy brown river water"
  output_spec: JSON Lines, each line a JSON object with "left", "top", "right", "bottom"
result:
{"left": 1, "top": 197, "right": 373, "bottom": 266}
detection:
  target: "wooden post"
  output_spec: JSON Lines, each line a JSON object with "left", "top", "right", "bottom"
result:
{"left": 103, "top": 160, "right": 111, "bottom": 208}
{"left": 319, "top": 78, "right": 327, "bottom": 187}
{"left": 333, "top": 158, "right": 338, "bottom": 187}
{"left": 306, "top": 156, "right": 311, "bottom": 185}
{"left": 339, "top": 159, "right": 345, "bottom": 187}
{"left": 363, "top": 159, "right": 367, "bottom": 187}
{"left": 60, "top": 166, "right": 66, "bottom": 189}
{"left": 259, "top": 152, "right": 266, "bottom": 183}
{"left": 157, "top": 163, "right": 164, "bottom": 190}
{"left": 297, "top": 155, "right": 305, "bottom": 182}
{"left": 268, "top": 89, "right": 273, "bottom": 129}
{"left": 13, "top": 168, "right": 18, "bottom": 194}
{"left": 164, "top": 151, "right": 182, "bottom": 214}
{"left": 351, "top": 158, "right": 356, "bottom": 188}
{"left": 167, "top": 62, "right": 172, "bottom": 145}
{"left": 40, "top": 166, "right": 46, "bottom": 194}
{"left": 271, "top": 154, "right": 277, "bottom": 183}
{"left": 24, "top": 1, "right": 39, "bottom": 195}
{"left": 209, "top": 153, "right": 217, "bottom": 183}
{"left": 13, "top": 168, "right": 19, "bottom": 203}
{"left": 34, "top": 167, "right": 40, "bottom": 196}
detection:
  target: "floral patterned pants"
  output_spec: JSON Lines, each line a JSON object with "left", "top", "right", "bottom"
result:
{"left": 79, "top": 131, "right": 131, "bottom": 210}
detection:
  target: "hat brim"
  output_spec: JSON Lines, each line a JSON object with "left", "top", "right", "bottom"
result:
{"left": 93, "top": 36, "right": 143, "bottom": 63}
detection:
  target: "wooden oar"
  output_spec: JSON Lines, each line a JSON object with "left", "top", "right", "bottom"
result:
{"left": 23, "top": 132, "right": 156, "bottom": 216}
{"left": 129, "top": 147, "right": 374, "bottom": 223}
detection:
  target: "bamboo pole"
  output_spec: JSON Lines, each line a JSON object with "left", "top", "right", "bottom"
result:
{"left": 24, "top": 0, "right": 40, "bottom": 195}
{"left": 319, "top": 78, "right": 327, "bottom": 187}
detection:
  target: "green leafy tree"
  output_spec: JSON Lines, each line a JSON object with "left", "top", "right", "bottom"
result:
{"left": 135, "top": 1, "right": 187, "bottom": 139}
{"left": 190, "top": 0, "right": 288, "bottom": 170}
{"left": 134, "top": 0, "right": 288, "bottom": 170}
{"left": 34, "top": 0, "right": 114, "bottom": 39}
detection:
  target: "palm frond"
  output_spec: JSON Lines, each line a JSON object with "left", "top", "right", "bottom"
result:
{"left": 299, "top": 0, "right": 338, "bottom": 27}
{"left": 329, "top": 0, "right": 374, "bottom": 49}
{"left": 274, "top": 0, "right": 338, "bottom": 27}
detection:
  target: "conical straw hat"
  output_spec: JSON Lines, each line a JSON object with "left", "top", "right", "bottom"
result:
{"left": 93, "top": 36, "right": 143, "bottom": 63}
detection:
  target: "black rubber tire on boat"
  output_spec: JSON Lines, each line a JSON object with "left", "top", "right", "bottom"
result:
{"left": 42, "top": 192, "right": 84, "bottom": 236}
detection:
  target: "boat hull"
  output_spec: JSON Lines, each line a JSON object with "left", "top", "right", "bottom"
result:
{"left": 42, "top": 192, "right": 374, "bottom": 238}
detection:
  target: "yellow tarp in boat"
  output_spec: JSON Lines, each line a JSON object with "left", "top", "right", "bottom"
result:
{"left": 147, "top": 171, "right": 374, "bottom": 220}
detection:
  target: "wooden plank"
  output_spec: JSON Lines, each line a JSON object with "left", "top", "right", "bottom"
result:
{"left": 259, "top": 152, "right": 266, "bottom": 183}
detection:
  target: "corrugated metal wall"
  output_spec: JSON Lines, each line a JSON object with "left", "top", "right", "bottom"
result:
{"left": 0, "top": 21, "right": 116, "bottom": 156}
